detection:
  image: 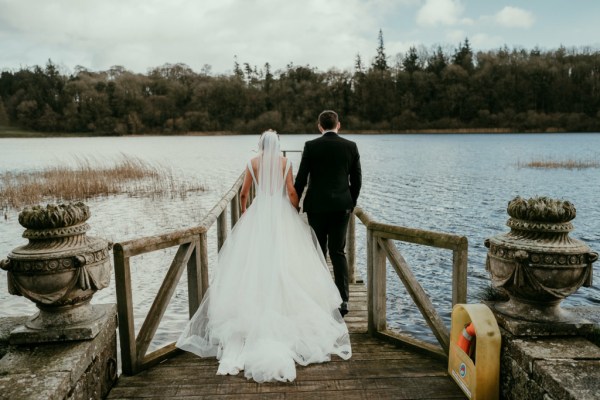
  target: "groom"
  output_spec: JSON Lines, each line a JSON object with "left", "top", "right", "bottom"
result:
{"left": 294, "top": 110, "right": 362, "bottom": 317}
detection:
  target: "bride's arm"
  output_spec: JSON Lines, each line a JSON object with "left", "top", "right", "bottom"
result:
{"left": 240, "top": 166, "right": 253, "bottom": 213}
{"left": 285, "top": 165, "right": 299, "bottom": 210}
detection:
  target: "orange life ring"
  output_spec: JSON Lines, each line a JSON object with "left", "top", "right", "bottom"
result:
{"left": 457, "top": 322, "right": 476, "bottom": 355}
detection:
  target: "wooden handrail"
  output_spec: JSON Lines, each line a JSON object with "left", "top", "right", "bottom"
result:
{"left": 114, "top": 172, "right": 249, "bottom": 375}
{"left": 349, "top": 206, "right": 468, "bottom": 359}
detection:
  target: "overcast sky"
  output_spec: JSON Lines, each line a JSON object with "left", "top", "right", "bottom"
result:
{"left": 1, "top": 0, "right": 599, "bottom": 75}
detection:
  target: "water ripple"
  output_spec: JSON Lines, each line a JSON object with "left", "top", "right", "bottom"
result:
{"left": 1, "top": 133, "right": 599, "bottom": 346}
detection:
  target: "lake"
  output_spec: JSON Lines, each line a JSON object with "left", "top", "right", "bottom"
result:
{"left": 1, "top": 133, "right": 599, "bottom": 345}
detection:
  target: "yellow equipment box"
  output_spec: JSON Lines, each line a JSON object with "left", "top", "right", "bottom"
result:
{"left": 448, "top": 303, "right": 501, "bottom": 400}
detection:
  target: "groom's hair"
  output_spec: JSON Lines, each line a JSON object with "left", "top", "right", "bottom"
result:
{"left": 318, "top": 110, "right": 339, "bottom": 130}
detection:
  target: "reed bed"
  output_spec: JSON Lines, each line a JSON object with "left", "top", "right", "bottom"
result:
{"left": 0, "top": 156, "right": 205, "bottom": 209}
{"left": 517, "top": 157, "right": 600, "bottom": 170}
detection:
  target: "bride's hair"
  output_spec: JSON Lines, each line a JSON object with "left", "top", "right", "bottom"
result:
{"left": 258, "top": 129, "right": 279, "bottom": 152}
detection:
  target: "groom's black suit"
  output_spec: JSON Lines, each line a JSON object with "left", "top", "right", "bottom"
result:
{"left": 294, "top": 131, "right": 362, "bottom": 303}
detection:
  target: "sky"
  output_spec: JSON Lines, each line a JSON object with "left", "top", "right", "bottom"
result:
{"left": 1, "top": 0, "right": 599, "bottom": 75}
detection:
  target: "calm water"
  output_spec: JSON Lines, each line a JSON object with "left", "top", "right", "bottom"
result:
{"left": 1, "top": 133, "right": 599, "bottom": 346}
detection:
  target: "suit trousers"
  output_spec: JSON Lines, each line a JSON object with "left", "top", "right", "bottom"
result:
{"left": 307, "top": 210, "right": 350, "bottom": 302}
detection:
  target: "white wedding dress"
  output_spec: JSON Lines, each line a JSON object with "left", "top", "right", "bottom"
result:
{"left": 176, "top": 132, "right": 351, "bottom": 382}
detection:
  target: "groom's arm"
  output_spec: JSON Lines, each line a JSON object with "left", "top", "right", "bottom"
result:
{"left": 349, "top": 143, "right": 362, "bottom": 207}
{"left": 293, "top": 143, "right": 310, "bottom": 200}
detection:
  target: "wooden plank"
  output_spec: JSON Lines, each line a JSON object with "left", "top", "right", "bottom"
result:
{"left": 366, "top": 227, "right": 375, "bottom": 333}
{"left": 217, "top": 208, "right": 228, "bottom": 251}
{"left": 452, "top": 241, "right": 468, "bottom": 306}
{"left": 186, "top": 238, "right": 202, "bottom": 317}
{"left": 373, "top": 224, "right": 465, "bottom": 250}
{"left": 230, "top": 194, "right": 240, "bottom": 228}
{"left": 374, "top": 329, "right": 446, "bottom": 360}
{"left": 199, "top": 232, "right": 209, "bottom": 298}
{"left": 113, "top": 245, "right": 137, "bottom": 375}
{"left": 346, "top": 211, "right": 356, "bottom": 284}
{"left": 136, "top": 242, "right": 196, "bottom": 360}
{"left": 138, "top": 343, "right": 182, "bottom": 373}
{"left": 119, "top": 358, "right": 448, "bottom": 381}
{"left": 353, "top": 207, "right": 375, "bottom": 228}
{"left": 378, "top": 237, "right": 450, "bottom": 353}
{"left": 109, "top": 376, "right": 464, "bottom": 398}
{"left": 118, "top": 230, "right": 202, "bottom": 258}
{"left": 371, "top": 231, "right": 387, "bottom": 333}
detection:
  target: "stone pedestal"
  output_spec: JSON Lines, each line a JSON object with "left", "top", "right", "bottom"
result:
{"left": 1, "top": 202, "right": 112, "bottom": 344}
{"left": 485, "top": 197, "right": 597, "bottom": 324}
{"left": 488, "top": 302, "right": 597, "bottom": 337}
{"left": 0, "top": 304, "right": 118, "bottom": 400}
{"left": 9, "top": 304, "right": 109, "bottom": 344}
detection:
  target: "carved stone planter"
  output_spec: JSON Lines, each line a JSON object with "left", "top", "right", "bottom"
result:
{"left": 0, "top": 202, "right": 112, "bottom": 343}
{"left": 485, "top": 196, "right": 598, "bottom": 323}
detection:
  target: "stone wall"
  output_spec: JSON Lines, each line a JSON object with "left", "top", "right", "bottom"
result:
{"left": 499, "top": 326, "right": 600, "bottom": 399}
{"left": 0, "top": 304, "right": 117, "bottom": 400}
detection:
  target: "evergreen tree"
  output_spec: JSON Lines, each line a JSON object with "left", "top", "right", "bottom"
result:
{"left": 452, "top": 38, "right": 474, "bottom": 72}
{"left": 402, "top": 46, "right": 420, "bottom": 74}
{"left": 355, "top": 53, "right": 364, "bottom": 74}
{"left": 233, "top": 55, "right": 244, "bottom": 80}
{"left": 372, "top": 29, "right": 389, "bottom": 72}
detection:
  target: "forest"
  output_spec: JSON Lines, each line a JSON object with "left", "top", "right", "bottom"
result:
{"left": 1, "top": 34, "right": 600, "bottom": 135}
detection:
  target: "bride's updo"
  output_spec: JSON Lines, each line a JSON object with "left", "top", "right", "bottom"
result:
{"left": 258, "top": 129, "right": 279, "bottom": 152}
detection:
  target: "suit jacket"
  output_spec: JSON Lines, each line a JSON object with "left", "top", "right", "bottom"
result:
{"left": 294, "top": 131, "right": 362, "bottom": 213}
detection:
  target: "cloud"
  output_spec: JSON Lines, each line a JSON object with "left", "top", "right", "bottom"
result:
{"left": 471, "top": 33, "right": 504, "bottom": 49}
{"left": 0, "top": 0, "right": 387, "bottom": 74}
{"left": 446, "top": 29, "right": 466, "bottom": 44}
{"left": 416, "top": 0, "right": 466, "bottom": 27}
{"left": 494, "top": 6, "right": 535, "bottom": 28}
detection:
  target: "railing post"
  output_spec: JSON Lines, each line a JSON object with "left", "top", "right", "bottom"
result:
{"left": 452, "top": 237, "right": 468, "bottom": 306}
{"left": 187, "top": 238, "right": 203, "bottom": 317}
{"left": 347, "top": 210, "right": 356, "bottom": 284}
{"left": 113, "top": 245, "right": 137, "bottom": 375}
{"left": 231, "top": 193, "right": 240, "bottom": 228}
{"left": 367, "top": 226, "right": 387, "bottom": 335}
{"left": 217, "top": 207, "right": 227, "bottom": 251}
{"left": 199, "top": 232, "right": 209, "bottom": 299}
{"left": 249, "top": 183, "right": 255, "bottom": 206}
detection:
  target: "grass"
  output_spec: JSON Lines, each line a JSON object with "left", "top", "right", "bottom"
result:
{"left": 475, "top": 285, "right": 510, "bottom": 302}
{"left": 517, "top": 156, "right": 600, "bottom": 169}
{"left": 0, "top": 156, "right": 205, "bottom": 209}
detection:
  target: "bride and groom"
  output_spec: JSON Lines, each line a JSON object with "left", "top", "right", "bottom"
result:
{"left": 176, "top": 110, "right": 362, "bottom": 382}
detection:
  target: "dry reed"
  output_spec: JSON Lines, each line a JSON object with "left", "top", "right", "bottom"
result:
{"left": 0, "top": 156, "right": 205, "bottom": 209}
{"left": 517, "top": 157, "right": 600, "bottom": 170}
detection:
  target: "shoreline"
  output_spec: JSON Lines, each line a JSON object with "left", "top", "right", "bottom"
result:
{"left": 2, "top": 127, "right": 600, "bottom": 138}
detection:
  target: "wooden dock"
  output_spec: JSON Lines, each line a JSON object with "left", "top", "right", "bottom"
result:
{"left": 108, "top": 174, "right": 469, "bottom": 399}
{"left": 108, "top": 281, "right": 465, "bottom": 399}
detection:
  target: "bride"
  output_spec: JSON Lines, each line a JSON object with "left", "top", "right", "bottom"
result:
{"left": 176, "top": 130, "right": 351, "bottom": 382}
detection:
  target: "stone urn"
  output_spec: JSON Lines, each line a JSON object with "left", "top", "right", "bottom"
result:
{"left": 0, "top": 202, "right": 112, "bottom": 342}
{"left": 485, "top": 196, "right": 598, "bottom": 323}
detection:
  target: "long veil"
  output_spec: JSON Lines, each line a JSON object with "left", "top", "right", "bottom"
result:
{"left": 256, "top": 130, "right": 284, "bottom": 196}
{"left": 176, "top": 129, "right": 351, "bottom": 383}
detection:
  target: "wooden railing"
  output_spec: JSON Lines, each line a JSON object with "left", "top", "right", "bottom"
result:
{"left": 114, "top": 170, "right": 467, "bottom": 375}
{"left": 347, "top": 207, "right": 468, "bottom": 358}
{"left": 113, "top": 173, "right": 253, "bottom": 375}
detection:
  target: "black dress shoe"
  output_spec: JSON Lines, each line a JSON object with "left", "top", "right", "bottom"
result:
{"left": 339, "top": 301, "right": 349, "bottom": 317}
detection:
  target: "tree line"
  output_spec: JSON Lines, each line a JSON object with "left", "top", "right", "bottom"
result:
{"left": 1, "top": 34, "right": 600, "bottom": 135}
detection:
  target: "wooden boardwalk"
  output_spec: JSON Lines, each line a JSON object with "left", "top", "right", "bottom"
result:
{"left": 108, "top": 281, "right": 465, "bottom": 399}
